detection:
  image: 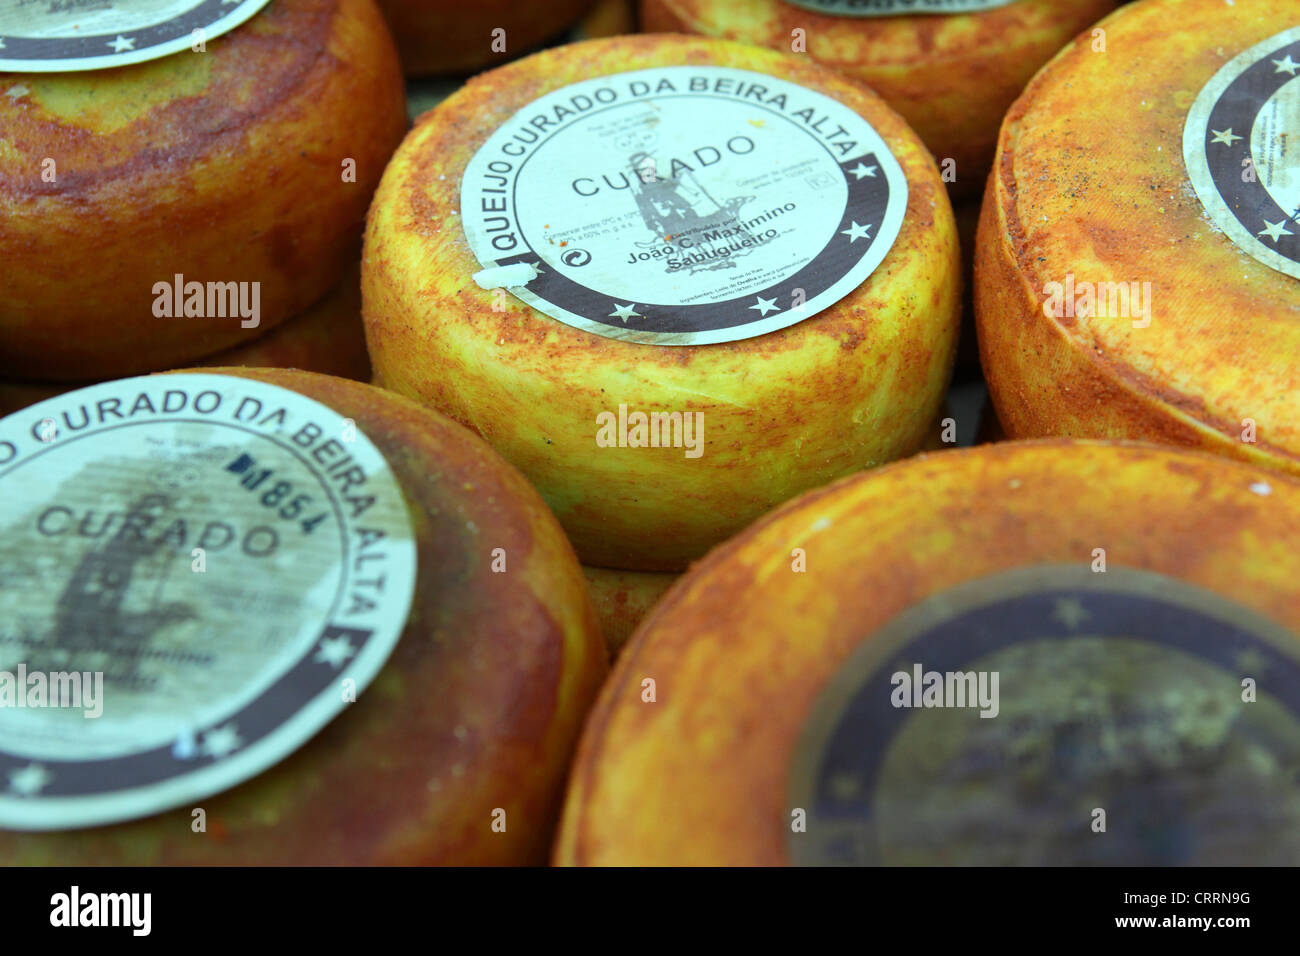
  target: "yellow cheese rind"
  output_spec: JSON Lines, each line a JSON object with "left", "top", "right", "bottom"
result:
{"left": 555, "top": 439, "right": 1300, "bottom": 865}
{"left": 976, "top": 0, "right": 1300, "bottom": 477}
{"left": 363, "top": 34, "right": 961, "bottom": 571}
{"left": 0, "top": 0, "right": 406, "bottom": 380}
{"left": 583, "top": 564, "right": 678, "bottom": 658}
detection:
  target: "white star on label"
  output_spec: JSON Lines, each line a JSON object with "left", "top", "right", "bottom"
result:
{"left": 201, "top": 724, "right": 242, "bottom": 759}
{"left": 108, "top": 35, "right": 135, "bottom": 53}
{"left": 841, "top": 221, "right": 872, "bottom": 243}
{"left": 749, "top": 296, "right": 780, "bottom": 316}
{"left": 1053, "top": 597, "right": 1090, "bottom": 630}
{"left": 1210, "top": 128, "right": 1242, "bottom": 147}
{"left": 8, "top": 763, "right": 50, "bottom": 797}
{"left": 1273, "top": 54, "right": 1300, "bottom": 76}
{"left": 608, "top": 303, "right": 642, "bottom": 323}
{"left": 849, "top": 162, "right": 877, "bottom": 180}
{"left": 314, "top": 634, "right": 357, "bottom": 668}
{"left": 1258, "top": 219, "right": 1294, "bottom": 243}
{"left": 172, "top": 727, "right": 198, "bottom": 760}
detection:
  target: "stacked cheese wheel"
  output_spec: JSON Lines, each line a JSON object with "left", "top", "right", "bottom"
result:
{"left": 640, "top": 0, "right": 1116, "bottom": 199}
{"left": 0, "top": 263, "right": 372, "bottom": 418}
{"left": 0, "top": 0, "right": 406, "bottom": 381}
{"left": 0, "top": 369, "right": 606, "bottom": 864}
{"left": 363, "top": 34, "right": 961, "bottom": 571}
{"left": 375, "top": 0, "right": 597, "bottom": 75}
{"left": 583, "top": 566, "right": 678, "bottom": 657}
{"left": 557, "top": 441, "right": 1300, "bottom": 864}
{"left": 977, "top": 0, "right": 1300, "bottom": 478}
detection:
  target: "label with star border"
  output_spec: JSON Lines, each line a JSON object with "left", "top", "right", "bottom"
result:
{"left": 781, "top": 0, "right": 1015, "bottom": 15}
{"left": 0, "top": 0, "right": 271, "bottom": 73}
{"left": 788, "top": 565, "right": 1300, "bottom": 865}
{"left": 1184, "top": 25, "right": 1300, "bottom": 282}
{"left": 0, "top": 374, "right": 416, "bottom": 830}
{"left": 459, "top": 65, "right": 908, "bottom": 345}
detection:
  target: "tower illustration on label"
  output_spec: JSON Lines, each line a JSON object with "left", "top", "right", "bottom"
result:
{"left": 27, "top": 493, "right": 195, "bottom": 691}
{"left": 627, "top": 151, "right": 770, "bottom": 274}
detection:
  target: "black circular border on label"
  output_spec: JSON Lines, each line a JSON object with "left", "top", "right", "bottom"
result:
{"left": 0, "top": 418, "right": 361, "bottom": 799}
{"left": 490, "top": 154, "right": 892, "bottom": 335}
{"left": 1202, "top": 36, "right": 1300, "bottom": 270}
{"left": 796, "top": 568, "right": 1300, "bottom": 865}
{"left": 0, "top": 0, "right": 248, "bottom": 61}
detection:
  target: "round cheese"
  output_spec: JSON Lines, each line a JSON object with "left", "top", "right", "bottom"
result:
{"left": 0, "top": 262, "right": 371, "bottom": 418}
{"left": 363, "top": 34, "right": 961, "bottom": 571}
{"left": 0, "top": 0, "right": 406, "bottom": 381}
{"left": 557, "top": 440, "right": 1300, "bottom": 864}
{"left": 0, "top": 369, "right": 605, "bottom": 863}
{"left": 574, "top": 0, "right": 639, "bottom": 40}
{"left": 639, "top": 0, "right": 1116, "bottom": 200}
{"left": 583, "top": 565, "right": 678, "bottom": 657}
{"left": 977, "top": 0, "right": 1300, "bottom": 478}
{"left": 375, "top": 0, "right": 596, "bottom": 75}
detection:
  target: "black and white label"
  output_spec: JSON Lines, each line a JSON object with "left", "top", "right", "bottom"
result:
{"left": 781, "top": 0, "right": 1016, "bottom": 16}
{"left": 460, "top": 65, "right": 908, "bottom": 345}
{"left": 789, "top": 566, "right": 1300, "bottom": 865}
{"left": 1184, "top": 26, "right": 1300, "bottom": 283}
{"left": 0, "top": 0, "right": 270, "bottom": 72}
{"left": 0, "top": 374, "right": 416, "bottom": 830}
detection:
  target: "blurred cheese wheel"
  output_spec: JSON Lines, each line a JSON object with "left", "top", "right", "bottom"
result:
{"left": 583, "top": 565, "right": 678, "bottom": 657}
{"left": 640, "top": 0, "right": 1116, "bottom": 200}
{"left": 376, "top": 0, "right": 595, "bottom": 75}
{"left": 954, "top": 198, "right": 982, "bottom": 368}
{"left": 574, "top": 0, "right": 638, "bottom": 39}
{"left": 977, "top": 0, "right": 1300, "bottom": 478}
{"left": 0, "top": 0, "right": 406, "bottom": 381}
{"left": 0, "top": 264, "right": 371, "bottom": 419}
{"left": 364, "top": 34, "right": 960, "bottom": 571}
{"left": 211, "top": 262, "right": 371, "bottom": 382}
{"left": 0, "top": 369, "right": 605, "bottom": 864}
{"left": 557, "top": 440, "right": 1300, "bottom": 865}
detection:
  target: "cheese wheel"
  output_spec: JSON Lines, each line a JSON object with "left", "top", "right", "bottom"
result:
{"left": 583, "top": 565, "right": 678, "bottom": 657}
{"left": 0, "top": 0, "right": 406, "bottom": 381}
{"left": 556, "top": 440, "right": 1300, "bottom": 865}
{"left": 639, "top": 0, "right": 1116, "bottom": 200}
{"left": 574, "top": 0, "right": 639, "bottom": 40}
{"left": 375, "top": 0, "right": 596, "bottom": 75}
{"left": 363, "top": 34, "right": 960, "bottom": 571}
{"left": 977, "top": 0, "right": 1300, "bottom": 478}
{"left": 0, "top": 262, "right": 371, "bottom": 418}
{"left": 0, "top": 369, "right": 606, "bottom": 864}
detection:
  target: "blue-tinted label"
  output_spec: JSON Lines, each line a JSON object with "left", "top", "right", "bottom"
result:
{"left": 789, "top": 565, "right": 1300, "bottom": 865}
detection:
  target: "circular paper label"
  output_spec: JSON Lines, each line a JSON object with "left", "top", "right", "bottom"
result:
{"left": 1184, "top": 26, "right": 1300, "bottom": 282}
{"left": 789, "top": 566, "right": 1300, "bottom": 865}
{"left": 781, "top": 0, "right": 1015, "bottom": 15}
{"left": 0, "top": 0, "right": 270, "bottom": 73}
{"left": 459, "top": 65, "right": 909, "bottom": 345}
{"left": 0, "top": 374, "right": 416, "bottom": 830}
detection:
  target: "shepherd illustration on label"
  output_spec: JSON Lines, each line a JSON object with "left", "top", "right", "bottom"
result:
{"left": 1184, "top": 26, "right": 1300, "bottom": 283}
{"left": 460, "top": 65, "right": 909, "bottom": 346}
{"left": 623, "top": 147, "right": 776, "bottom": 275}
{"left": 0, "top": 374, "right": 416, "bottom": 831}
{"left": 25, "top": 493, "right": 198, "bottom": 693}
